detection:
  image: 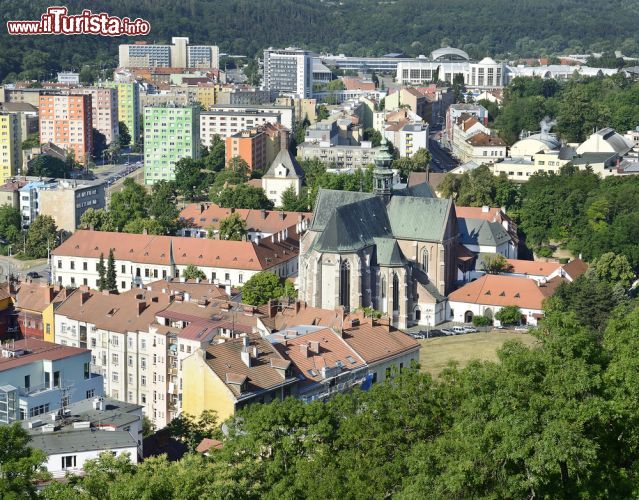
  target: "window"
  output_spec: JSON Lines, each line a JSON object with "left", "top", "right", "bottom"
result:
{"left": 112, "top": 353, "right": 119, "bottom": 365}
{"left": 86, "top": 389, "right": 95, "bottom": 399}
{"left": 141, "top": 339, "right": 146, "bottom": 350}
{"left": 70, "top": 261, "right": 75, "bottom": 270}
{"left": 339, "top": 260, "right": 351, "bottom": 311}
{"left": 57, "top": 260, "right": 62, "bottom": 269}
{"left": 141, "top": 393, "right": 146, "bottom": 404}
{"left": 112, "top": 371, "right": 119, "bottom": 383}
{"left": 239, "top": 274, "right": 243, "bottom": 283}
{"left": 84, "top": 362, "right": 90, "bottom": 379}
{"left": 392, "top": 273, "right": 400, "bottom": 312}
{"left": 128, "top": 355, "right": 133, "bottom": 367}
{"left": 121, "top": 265, "right": 126, "bottom": 273}
{"left": 187, "top": 345, "right": 191, "bottom": 354}
{"left": 385, "top": 367, "right": 392, "bottom": 379}
{"left": 53, "top": 371, "right": 60, "bottom": 388}
{"left": 83, "top": 262, "right": 88, "bottom": 271}
{"left": 61, "top": 455, "right": 77, "bottom": 470}
{"left": 141, "top": 375, "right": 146, "bottom": 386}
{"left": 421, "top": 248, "right": 429, "bottom": 273}
{"left": 24, "top": 375, "right": 30, "bottom": 391}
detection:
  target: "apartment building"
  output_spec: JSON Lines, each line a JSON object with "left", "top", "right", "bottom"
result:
{"left": 51, "top": 229, "right": 301, "bottom": 292}
{"left": 38, "top": 93, "right": 93, "bottom": 165}
{"left": 143, "top": 105, "right": 199, "bottom": 184}
{"left": 73, "top": 88, "right": 119, "bottom": 145}
{"left": 0, "top": 339, "right": 104, "bottom": 424}
{"left": 0, "top": 178, "right": 29, "bottom": 208}
{"left": 0, "top": 113, "right": 21, "bottom": 183}
{"left": 398, "top": 123, "right": 429, "bottom": 158}
{"left": 18, "top": 178, "right": 105, "bottom": 230}
{"left": 53, "top": 280, "right": 254, "bottom": 428}
{"left": 297, "top": 140, "right": 379, "bottom": 169}
{"left": 119, "top": 37, "right": 219, "bottom": 69}
{"left": 224, "top": 128, "right": 267, "bottom": 171}
{"left": 263, "top": 47, "right": 312, "bottom": 98}
{"left": 107, "top": 82, "right": 140, "bottom": 145}
{"left": 212, "top": 104, "right": 295, "bottom": 130}
{"left": 57, "top": 72, "right": 80, "bottom": 85}
{"left": 0, "top": 87, "right": 44, "bottom": 107}
{"left": 200, "top": 110, "right": 280, "bottom": 144}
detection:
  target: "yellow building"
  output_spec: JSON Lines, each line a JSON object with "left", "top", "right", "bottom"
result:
{"left": 0, "top": 113, "right": 20, "bottom": 184}
{"left": 194, "top": 84, "right": 220, "bottom": 110}
{"left": 182, "top": 335, "right": 297, "bottom": 423}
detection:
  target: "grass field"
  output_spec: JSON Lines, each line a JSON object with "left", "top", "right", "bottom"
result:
{"left": 420, "top": 331, "right": 539, "bottom": 378}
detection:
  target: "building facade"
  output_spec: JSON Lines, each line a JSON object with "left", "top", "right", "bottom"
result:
{"left": 73, "top": 88, "right": 119, "bottom": 145}
{"left": 119, "top": 37, "right": 219, "bottom": 69}
{"left": 108, "top": 82, "right": 140, "bottom": 146}
{"left": 38, "top": 94, "right": 93, "bottom": 165}
{"left": 225, "top": 128, "right": 267, "bottom": 172}
{"left": 0, "top": 113, "right": 21, "bottom": 184}
{"left": 143, "top": 105, "right": 199, "bottom": 184}
{"left": 263, "top": 47, "right": 312, "bottom": 98}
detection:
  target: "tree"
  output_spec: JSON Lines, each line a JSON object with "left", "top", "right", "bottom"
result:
{"left": 213, "top": 184, "right": 274, "bottom": 210}
{"left": 202, "top": 135, "right": 226, "bottom": 172}
{"left": 174, "top": 158, "right": 204, "bottom": 201}
{"left": 282, "top": 280, "right": 298, "bottom": 300}
{"left": 363, "top": 128, "right": 382, "bottom": 147}
{"left": 217, "top": 212, "right": 247, "bottom": 241}
{"left": 0, "top": 423, "right": 47, "bottom": 499}
{"left": 0, "top": 205, "right": 21, "bottom": 241}
{"left": 182, "top": 264, "right": 206, "bottom": 281}
{"left": 591, "top": 252, "right": 635, "bottom": 289}
{"left": 27, "top": 155, "right": 69, "bottom": 178}
{"left": 280, "top": 186, "right": 308, "bottom": 212}
{"left": 142, "top": 416, "right": 156, "bottom": 438}
{"left": 79, "top": 208, "right": 116, "bottom": 232}
{"left": 79, "top": 65, "right": 96, "bottom": 85}
{"left": 118, "top": 121, "right": 131, "bottom": 147}
{"left": 317, "top": 105, "right": 330, "bottom": 121}
{"left": 241, "top": 271, "right": 284, "bottom": 305}
{"left": 147, "top": 180, "right": 180, "bottom": 234}
{"left": 109, "top": 178, "right": 149, "bottom": 230}
{"left": 123, "top": 218, "right": 165, "bottom": 235}
{"left": 106, "top": 248, "right": 117, "bottom": 291}
{"left": 495, "top": 305, "right": 522, "bottom": 326}
{"left": 472, "top": 315, "right": 493, "bottom": 326}
{"left": 97, "top": 252, "right": 106, "bottom": 291}
{"left": 21, "top": 133, "right": 39, "bottom": 150}
{"left": 167, "top": 410, "right": 220, "bottom": 452}
{"left": 24, "top": 215, "right": 57, "bottom": 259}
{"left": 481, "top": 254, "right": 513, "bottom": 274}
{"left": 92, "top": 128, "right": 107, "bottom": 160}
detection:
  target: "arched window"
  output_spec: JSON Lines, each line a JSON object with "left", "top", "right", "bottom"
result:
{"left": 339, "top": 260, "right": 351, "bottom": 311}
{"left": 392, "top": 273, "right": 400, "bottom": 312}
{"left": 421, "top": 248, "right": 429, "bottom": 273}
{"left": 380, "top": 275, "right": 387, "bottom": 313}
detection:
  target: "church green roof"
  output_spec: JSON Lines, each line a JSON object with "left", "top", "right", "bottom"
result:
{"left": 386, "top": 196, "right": 453, "bottom": 242}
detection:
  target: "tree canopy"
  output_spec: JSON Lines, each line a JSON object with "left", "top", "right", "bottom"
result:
{"left": 241, "top": 271, "right": 285, "bottom": 306}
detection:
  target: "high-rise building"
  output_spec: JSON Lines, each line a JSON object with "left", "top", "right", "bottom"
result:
{"left": 108, "top": 82, "right": 140, "bottom": 146}
{"left": 38, "top": 93, "right": 93, "bottom": 165}
{"left": 0, "top": 113, "right": 21, "bottom": 184}
{"left": 143, "top": 105, "right": 199, "bottom": 184}
{"left": 119, "top": 37, "right": 219, "bottom": 69}
{"left": 224, "top": 127, "right": 267, "bottom": 172}
{"left": 73, "top": 88, "right": 119, "bottom": 145}
{"left": 263, "top": 47, "right": 312, "bottom": 98}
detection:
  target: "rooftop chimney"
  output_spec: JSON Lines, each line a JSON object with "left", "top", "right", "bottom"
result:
{"left": 200, "top": 204, "right": 205, "bottom": 214}
{"left": 240, "top": 349, "right": 251, "bottom": 367}
{"left": 279, "top": 211, "right": 285, "bottom": 221}
{"left": 44, "top": 286, "right": 55, "bottom": 305}
{"left": 308, "top": 340, "right": 320, "bottom": 354}
{"left": 261, "top": 209, "right": 267, "bottom": 220}
{"left": 242, "top": 336, "right": 249, "bottom": 348}
{"left": 481, "top": 205, "right": 489, "bottom": 213}
{"left": 299, "top": 343, "right": 309, "bottom": 358}
{"left": 80, "top": 291, "right": 91, "bottom": 306}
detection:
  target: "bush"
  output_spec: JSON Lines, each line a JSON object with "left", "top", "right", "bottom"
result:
{"left": 472, "top": 315, "right": 493, "bottom": 327}
{"left": 536, "top": 246, "right": 554, "bottom": 258}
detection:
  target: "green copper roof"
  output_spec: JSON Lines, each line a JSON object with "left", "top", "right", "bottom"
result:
{"left": 386, "top": 196, "right": 452, "bottom": 242}
{"left": 373, "top": 237, "right": 406, "bottom": 267}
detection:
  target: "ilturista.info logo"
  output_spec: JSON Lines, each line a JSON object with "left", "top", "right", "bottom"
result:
{"left": 7, "top": 6, "right": 150, "bottom": 36}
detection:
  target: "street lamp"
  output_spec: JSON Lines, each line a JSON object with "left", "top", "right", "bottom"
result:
{"left": 425, "top": 311, "right": 431, "bottom": 339}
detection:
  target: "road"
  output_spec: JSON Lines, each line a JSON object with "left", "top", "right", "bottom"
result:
{"left": 428, "top": 125, "right": 458, "bottom": 172}
{"left": 0, "top": 255, "right": 49, "bottom": 283}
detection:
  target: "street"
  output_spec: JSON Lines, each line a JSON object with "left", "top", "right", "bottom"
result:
{"left": 428, "top": 125, "right": 458, "bottom": 172}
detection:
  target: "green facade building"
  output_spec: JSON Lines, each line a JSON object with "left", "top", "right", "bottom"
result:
{"left": 108, "top": 82, "right": 140, "bottom": 146}
{"left": 143, "top": 105, "right": 199, "bottom": 185}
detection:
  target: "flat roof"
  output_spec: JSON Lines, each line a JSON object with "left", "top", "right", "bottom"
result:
{"left": 0, "top": 339, "right": 89, "bottom": 373}
{"left": 29, "top": 429, "right": 137, "bottom": 455}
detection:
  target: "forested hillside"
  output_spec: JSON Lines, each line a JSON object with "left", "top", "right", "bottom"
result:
{"left": 1, "top": 0, "right": 639, "bottom": 81}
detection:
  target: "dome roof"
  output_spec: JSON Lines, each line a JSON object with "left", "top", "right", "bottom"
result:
{"left": 430, "top": 47, "right": 469, "bottom": 62}
{"left": 478, "top": 57, "right": 497, "bottom": 65}
{"left": 510, "top": 133, "right": 561, "bottom": 156}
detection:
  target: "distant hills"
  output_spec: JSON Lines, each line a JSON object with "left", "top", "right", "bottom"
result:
{"left": 1, "top": 0, "right": 638, "bottom": 81}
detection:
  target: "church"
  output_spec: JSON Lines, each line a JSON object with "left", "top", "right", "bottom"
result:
{"left": 299, "top": 140, "right": 459, "bottom": 328}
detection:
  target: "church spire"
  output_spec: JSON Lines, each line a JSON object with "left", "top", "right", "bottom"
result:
{"left": 373, "top": 137, "right": 394, "bottom": 203}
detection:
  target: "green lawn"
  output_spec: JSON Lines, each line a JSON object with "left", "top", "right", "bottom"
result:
{"left": 420, "top": 330, "right": 539, "bottom": 378}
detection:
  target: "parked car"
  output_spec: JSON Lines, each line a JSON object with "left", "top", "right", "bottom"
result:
{"left": 493, "top": 325, "right": 505, "bottom": 330}
{"left": 26, "top": 271, "right": 40, "bottom": 279}
{"left": 410, "top": 333, "right": 425, "bottom": 340}
{"left": 452, "top": 326, "right": 466, "bottom": 334}
{"left": 462, "top": 326, "right": 478, "bottom": 333}
{"left": 440, "top": 328, "right": 455, "bottom": 336}
{"left": 514, "top": 325, "right": 530, "bottom": 332}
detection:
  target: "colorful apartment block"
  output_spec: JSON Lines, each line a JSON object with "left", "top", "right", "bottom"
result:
{"left": 0, "top": 113, "right": 21, "bottom": 183}
{"left": 73, "top": 88, "right": 119, "bottom": 145}
{"left": 108, "top": 82, "right": 140, "bottom": 145}
{"left": 225, "top": 127, "right": 267, "bottom": 172}
{"left": 143, "top": 105, "right": 199, "bottom": 184}
{"left": 38, "top": 94, "right": 93, "bottom": 166}
{"left": 194, "top": 83, "right": 219, "bottom": 110}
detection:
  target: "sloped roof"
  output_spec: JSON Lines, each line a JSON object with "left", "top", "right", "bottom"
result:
{"left": 373, "top": 237, "right": 406, "bottom": 267}
{"left": 386, "top": 196, "right": 452, "bottom": 242}
{"left": 458, "top": 218, "right": 511, "bottom": 247}
{"left": 311, "top": 189, "right": 375, "bottom": 232}
{"left": 448, "top": 274, "right": 551, "bottom": 310}
{"left": 504, "top": 259, "right": 561, "bottom": 277}
{"left": 315, "top": 196, "right": 391, "bottom": 253}
{"left": 561, "top": 258, "right": 588, "bottom": 280}
{"left": 467, "top": 132, "right": 506, "bottom": 147}
{"left": 263, "top": 148, "right": 304, "bottom": 179}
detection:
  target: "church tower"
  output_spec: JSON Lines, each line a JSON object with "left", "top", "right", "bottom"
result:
{"left": 373, "top": 137, "right": 394, "bottom": 203}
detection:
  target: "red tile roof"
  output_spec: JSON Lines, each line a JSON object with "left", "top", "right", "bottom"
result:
{"left": 448, "top": 274, "right": 556, "bottom": 310}
{"left": 504, "top": 259, "right": 561, "bottom": 277}
{"left": 561, "top": 258, "right": 588, "bottom": 281}
{"left": 179, "top": 203, "right": 312, "bottom": 234}
{"left": 0, "top": 339, "right": 89, "bottom": 372}
{"left": 340, "top": 319, "right": 420, "bottom": 364}
{"left": 196, "top": 438, "right": 223, "bottom": 453}
{"left": 466, "top": 132, "right": 506, "bottom": 147}
{"left": 52, "top": 229, "right": 299, "bottom": 272}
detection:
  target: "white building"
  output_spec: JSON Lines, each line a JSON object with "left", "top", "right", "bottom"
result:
{"left": 213, "top": 104, "right": 294, "bottom": 130}
{"left": 398, "top": 123, "right": 429, "bottom": 158}
{"left": 119, "top": 37, "right": 219, "bottom": 69}
{"left": 57, "top": 72, "right": 80, "bottom": 85}
{"left": 24, "top": 397, "right": 142, "bottom": 478}
{"left": 297, "top": 140, "right": 379, "bottom": 169}
{"left": 262, "top": 148, "right": 305, "bottom": 207}
{"left": 200, "top": 110, "right": 281, "bottom": 143}
{"left": 51, "top": 230, "right": 300, "bottom": 292}
{"left": 263, "top": 47, "right": 312, "bottom": 98}
{"left": 0, "top": 339, "right": 104, "bottom": 424}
